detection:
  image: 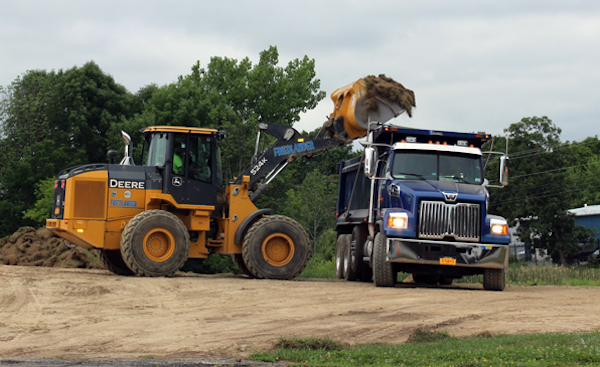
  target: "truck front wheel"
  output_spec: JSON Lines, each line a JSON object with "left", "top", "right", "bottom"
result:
{"left": 483, "top": 268, "right": 506, "bottom": 291}
{"left": 120, "top": 210, "right": 190, "bottom": 277}
{"left": 335, "top": 234, "right": 348, "bottom": 279}
{"left": 242, "top": 215, "right": 311, "bottom": 280}
{"left": 373, "top": 233, "right": 396, "bottom": 287}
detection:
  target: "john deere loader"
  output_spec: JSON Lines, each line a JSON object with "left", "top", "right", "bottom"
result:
{"left": 46, "top": 75, "right": 415, "bottom": 278}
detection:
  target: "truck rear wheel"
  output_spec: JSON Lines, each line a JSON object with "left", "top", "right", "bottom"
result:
{"left": 345, "top": 226, "right": 368, "bottom": 281}
{"left": 99, "top": 249, "right": 134, "bottom": 276}
{"left": 120, "top": 210, "right": 190, "bottom": 277}
{"left": 483, "top": 268, "right": 506, "bottom": 291}
{"left": 335, "top": 234, "right": 348, "bottom": 279}
{"left": 344, "top": 232, "right": 357, "bottom": 281}
{"left": 373, "top": 233, "right": 396, "bottom": 287}
{"left": 242, "top": 215, "right": 310, "bottom": 280}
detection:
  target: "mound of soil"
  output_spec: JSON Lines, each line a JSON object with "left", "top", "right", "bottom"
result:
{"left": 364, "top": 74, "right": 416, "bottom": 117}
{"left": 0, "top": 227, "right": 104, "bottom": 269}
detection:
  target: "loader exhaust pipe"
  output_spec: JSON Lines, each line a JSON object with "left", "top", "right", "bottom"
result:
{"left": 119, "top": 130, "right": 135, "bottom": 165}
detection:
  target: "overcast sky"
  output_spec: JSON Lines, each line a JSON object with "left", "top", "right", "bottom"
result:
{"left": 2, "top": 1, "right": 599, "bottom": 142}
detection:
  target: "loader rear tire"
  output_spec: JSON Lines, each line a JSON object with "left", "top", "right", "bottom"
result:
{"left": 99, "top": 249, "right": 134, "bottom": 276}
{"left": 335, "top": 234, "right": 348, "bottom": 279}
{"left": 373, "top": 233, "right": 396, "bottom": 287}
{"left": 120, "top": 210, "right": 190, "bottom": 277}
{"left": 242, "top": 215, "right": 310, "bottom": 280}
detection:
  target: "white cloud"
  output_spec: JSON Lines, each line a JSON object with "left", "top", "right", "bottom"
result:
{"left": 1, "top": 0, "right": 599, "bottom": 142}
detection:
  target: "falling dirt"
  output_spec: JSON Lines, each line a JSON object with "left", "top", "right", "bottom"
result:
{"left": 364, "top": 74, "right": 416, "bottom": 117}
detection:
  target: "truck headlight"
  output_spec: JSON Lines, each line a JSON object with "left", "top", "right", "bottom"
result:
{"left": 388, "top": 212, "right": 408, "bottom": 229}
{"left": 490, "top": 218, "right": 508, "bottom": 235}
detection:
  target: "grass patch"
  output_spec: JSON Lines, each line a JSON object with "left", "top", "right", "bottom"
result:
{"left": 275, "top": 336, "right": 346, "bottom": 351}
{"left": 250, "top": 331, "right": 600, "bottom": 366}
{"left": 298, "top": 258, "right": 336, "bottom": 279}
{"left": 455, "top": 263, "right": 600, "bottom": 286}
{"left": 406, "top": 328, "right": 451, "bottom": 343}
{"left": 299, "top": 257, "right": 600, "bottom": 287}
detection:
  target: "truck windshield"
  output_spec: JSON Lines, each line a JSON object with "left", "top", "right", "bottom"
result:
{"left": 391, "top": 150, "right": 483, "bottom": 184}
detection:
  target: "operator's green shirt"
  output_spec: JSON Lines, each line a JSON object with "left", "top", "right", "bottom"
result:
{"left": 173, "top": 154, "right": 183, "bottom": 175}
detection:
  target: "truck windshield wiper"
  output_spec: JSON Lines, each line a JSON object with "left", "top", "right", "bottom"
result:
{"left": 394, "top": 172, "right": 426, "bottom": 180}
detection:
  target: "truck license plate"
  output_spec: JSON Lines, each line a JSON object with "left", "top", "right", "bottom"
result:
{"left": 440, "top": 257, "right": 456, "bottom": 266}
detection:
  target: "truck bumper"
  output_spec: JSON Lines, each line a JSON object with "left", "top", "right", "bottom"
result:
{"left": 387, "top": 238, "right": 509, "bottom": 270}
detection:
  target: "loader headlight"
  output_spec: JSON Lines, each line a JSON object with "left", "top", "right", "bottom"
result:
{"left": 490, "top": 218, "right": 508, "bottom": 235}
{"left": 388, "top": 212, "right": 409, "bottom": 229}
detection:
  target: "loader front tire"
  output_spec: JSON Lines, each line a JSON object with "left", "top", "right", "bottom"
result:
{"left": 121, "top": 210, "right": 190, "bottom": 277}
{"left": 99, "top": 249, "right": 134, "bottom": 276}
{"left": 242, "top": 215, "right": 310, "bottom": 280}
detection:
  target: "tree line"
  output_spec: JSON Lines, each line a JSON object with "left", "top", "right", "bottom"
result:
{"left": 484, "top": 116, "right": 600, "bottom": 264}
{"left": 1, "top": 47, "right": 598, "bottom": 267}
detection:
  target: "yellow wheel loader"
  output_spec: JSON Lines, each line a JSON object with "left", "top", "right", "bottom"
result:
{"left": 46, "top": 75, "right": 415, "bottom": 278}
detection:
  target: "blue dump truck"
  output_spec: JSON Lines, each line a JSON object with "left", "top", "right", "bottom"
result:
{"left": 335, "top": 125, "right": 510, "bottom": 291}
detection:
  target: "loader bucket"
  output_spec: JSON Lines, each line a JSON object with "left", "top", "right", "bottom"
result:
{"left": 323, "top": 75, "right": 415, "bottom": 142}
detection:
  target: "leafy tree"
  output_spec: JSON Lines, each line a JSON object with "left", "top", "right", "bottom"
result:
{"left": 23, "top": 177, "right": 55, "bottom": 224}
{"left": 487, "top": 116, "right": 596, "bottom": 263}
{"left": 112, "top": 46, "right": 326, "bottom": 181}
{"left": 0, "top": 62, "right": 138, "bottom": 235}
{"left": 282, "top": 169, "right": 338, "bottom": 254}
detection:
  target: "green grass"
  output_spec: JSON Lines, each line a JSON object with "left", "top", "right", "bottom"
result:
{"left": 299, "top": 258, "right": 600, "bottom": 286}
{"left": 455, "top": 263, "right": 600, "bottom": 286}
{"left": 250, "top": 331, "right": 600, "bottom": 366}
{"left": 298, "top": 257, "right": 336, "bottom": 279}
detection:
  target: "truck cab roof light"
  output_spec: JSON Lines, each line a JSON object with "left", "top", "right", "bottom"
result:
{"left": 443, "top": 142, "right": 448, "bottom": 145}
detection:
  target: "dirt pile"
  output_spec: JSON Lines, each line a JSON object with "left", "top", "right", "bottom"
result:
{"left": 0, "top": 227, "right": 104, "bottom": 269}
{"left": 364, "top": 74, "right": 416, "bottom": 117}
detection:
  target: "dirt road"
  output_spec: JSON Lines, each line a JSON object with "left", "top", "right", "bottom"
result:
{"left": 1, "top": 265, "right": 599, "bottom": 360}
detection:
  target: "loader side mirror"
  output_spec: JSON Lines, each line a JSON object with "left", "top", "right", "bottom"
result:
{"left": 499, "top": 156, "right": 509, "bottom": 186}
{"left": 364, "top": 147, "right": 376, "bottom": 177}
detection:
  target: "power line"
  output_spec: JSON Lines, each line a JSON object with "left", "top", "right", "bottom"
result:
{"left": 493, "top": 179, "right": 600, "bottom": 205}
{"left": 500, "top": 172, "right": 600, "bottom": 195}
{"left": 490, "top": 182, "right": 600, "bottom": 207}
{"left": 508, "top": 140, "right": 598, "bottom": 159}
{"left": 511, "top": 160, "right": 600, "bottom": 179}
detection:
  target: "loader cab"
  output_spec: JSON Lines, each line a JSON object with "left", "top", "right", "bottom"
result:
{"left": 141, "top": 126, "right": 224, "bottom": 208}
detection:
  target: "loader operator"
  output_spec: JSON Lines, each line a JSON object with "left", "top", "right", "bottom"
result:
{"left": 173, "top": 144, "right": 185, "bottom": 176}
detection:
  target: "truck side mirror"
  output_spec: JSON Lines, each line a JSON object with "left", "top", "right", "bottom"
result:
{"left": 364, "top": 147, "right": 376, "bottom": 177}
{"left": 499, "top": 156, "right": 509, "bottom": 186}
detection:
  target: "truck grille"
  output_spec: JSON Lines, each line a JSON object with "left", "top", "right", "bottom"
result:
{"left": 418, "top": 201, "right": 480, "bottom": 242}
